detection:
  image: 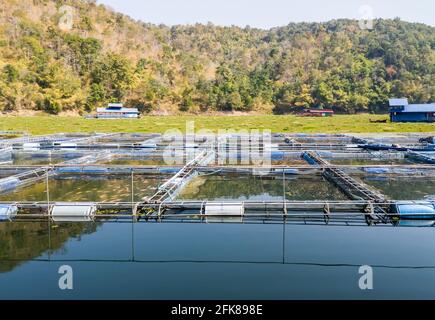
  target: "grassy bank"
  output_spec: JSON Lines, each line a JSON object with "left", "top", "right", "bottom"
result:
{"left": 0, "top": 114, "right": 433, "bottom": 135}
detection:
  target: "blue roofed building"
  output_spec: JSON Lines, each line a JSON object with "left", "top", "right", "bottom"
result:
{"left": 389, "top": 98, "right": 435, "bottom": 123}
{"left": 96, "top": 103, "right": 140, "bottom": 119}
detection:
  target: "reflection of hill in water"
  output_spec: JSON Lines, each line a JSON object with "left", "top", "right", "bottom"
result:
{"left": 362, "top": 177, "right": 435, "bottom": 200}
{"left": 178, "top": 174, "right": 347, "bottom": 201}
{"left": 0, "top": 175, "right": 160, "bottom": 202}
{"left": 0, "top": 222, "right": 99, "bottom": 273}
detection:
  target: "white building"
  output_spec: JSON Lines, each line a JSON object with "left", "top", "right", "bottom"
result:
{"left": 96, "top": 103, "right": 139, "bottom": 119}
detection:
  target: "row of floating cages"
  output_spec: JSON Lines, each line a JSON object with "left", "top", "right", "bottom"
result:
{"left": 158, "top": 133, "right": 304, "bottom": 149}
{"left": 0, "top": 202, "right": 98, "bottom": 222}
{"left": 0, "top": 131, "right": 27, "bottom": 140}
{"left": 111, "top": 151, "right": 414, "bottom": 165}
{"left": 285, "top": 134, "right": 355, "bottom": 145}
{"left": 12, "top": 141, "right": 160, "bottom": 151}
{"left": 0, "top": 173, "right": 171, "bottom": 203}
{"left": 92, "top": 133, "right": 161, "bottom": 144}
{"left": 0, "top": 160, "right": 423, "bottom": 170}
{"left": 4, "top": 201, "right": 435, "bottom": 226}
{"left": 2, "top": 165, "right": 430, "bottom": 183}
{"left": 0, "top": 151, "right": 432, "bottom": 172}
{"left": 4, "top": 133, "right": 94, "bottom": 146}
{"left": 176, "top": 173, "right": 434, "bottom": 202}
{"left": 9, "top": 140, "right": 433, "bottom": 157}
{"left": 361, "top": 134, "right": 435, "bottom": 145}
{"left": 22, "top": 150, "right": 435, "bottom": 161}
{"left": 0, "top": 169, "right": 432, "bottom": 206}
{"left": 8, "top": 151, "right": 86, "bottom": 165}
{"left": 5, "top": 132, "right": 433, "bottom": 147}
{"left": 0, "top": 164, "right": 433, "bottom": 189}
{"left": 157, "top": 133, "right": 433, "bottom": 149}
{"left": 0, "top": 149, "right": 415, "bottom": 166}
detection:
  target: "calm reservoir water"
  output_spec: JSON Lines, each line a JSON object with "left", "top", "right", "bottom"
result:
{"left": 1, "top": 172, "right": 434, "bottom": 299}
{"left": 2, "top": 221, "right": 435, "bottom": 299}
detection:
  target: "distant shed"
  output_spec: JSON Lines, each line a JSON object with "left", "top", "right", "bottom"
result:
{"left": 97, "top": 104, "right": 139, "bottom": 119}
{"left": 389, "top": 99, "right": 435, "bottom": 123}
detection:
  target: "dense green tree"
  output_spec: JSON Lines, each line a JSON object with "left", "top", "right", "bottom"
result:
{"left": 91, "top": 53, "right": 133, "bottom": 102}
{"left": 2, "top": 64, "right": 19, "bottom": 83}
{"left": 179, "top": 87, "right": 194, "bottom": 112}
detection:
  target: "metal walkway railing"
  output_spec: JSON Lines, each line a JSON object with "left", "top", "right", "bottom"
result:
{"left": 146, "top": 149, "right": 214, "bottom": 204}
{"left": 302, "top": 151, "right": 390, "bottom": 221}
{"left": 303, "top": 151, "right": 387, "bottom": 203}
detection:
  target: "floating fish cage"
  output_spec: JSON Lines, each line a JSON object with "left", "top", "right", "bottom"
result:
{"left": 0, "top": 132, "right": 433, "bottom": 226}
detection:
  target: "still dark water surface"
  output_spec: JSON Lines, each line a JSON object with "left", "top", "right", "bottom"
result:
{"left": 2, "top": 221, "right": 435, "bottom": 299}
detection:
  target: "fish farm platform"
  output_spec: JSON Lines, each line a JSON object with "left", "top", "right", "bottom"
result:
{"left": 0, "top": 132, "right": 434, "bottom": 226}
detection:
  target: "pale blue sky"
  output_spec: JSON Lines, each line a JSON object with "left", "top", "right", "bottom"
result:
{"left": 98, "top": 0, "right": 434, "bottom": 28}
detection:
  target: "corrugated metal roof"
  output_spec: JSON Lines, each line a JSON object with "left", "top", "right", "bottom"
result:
{"left": 389, "top": 98, "right": 408, "bottom": 106}
{"left": 403, "top": 104, "right": 435, "bottom": 112}
{"left": 97, "top": 107, "right": 139, "bottom": 113}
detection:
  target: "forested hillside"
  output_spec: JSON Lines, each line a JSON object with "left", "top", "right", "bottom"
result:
{"left": 0, "top": 0, "right": 434, "bottom": 115}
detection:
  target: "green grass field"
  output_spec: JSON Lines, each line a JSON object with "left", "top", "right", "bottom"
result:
{"left": 0, "top": 114, "right": 433, "bottom": 135}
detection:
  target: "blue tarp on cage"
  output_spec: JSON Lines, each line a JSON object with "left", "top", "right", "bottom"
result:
{"left": 82, "top": 167, "right": 110, "bottom": 174}
{"left": 302, "top": 153, "right": 318, "bottom": 165}
{"left": 364, "top": 167, "right": 391, "bottom": 174}
{"left": 271, "top": 151, "right": 285, "bottom": 161}
{"left": 159, "top": 168, "right": 181, "bottom": 174}
{"left": 56, "top": 167, "right": 82, "bottom": 174}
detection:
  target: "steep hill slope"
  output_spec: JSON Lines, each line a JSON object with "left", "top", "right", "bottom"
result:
{"left": 0, "top": 0, "right": 433, "bottom": 114}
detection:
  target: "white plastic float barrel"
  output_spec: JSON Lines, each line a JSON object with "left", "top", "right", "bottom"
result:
{"left": 0, "top": 177, "right": 20, "bottom": 192}
{"left": 23, "top": 143, "right": 40, "bottom": 151}
{"left": 51, "top": 202, "right": 97, "bottom": 222}
{"left": 162, "top": 136, "right": 175, "bottom": 143}
{"left": 264, "top": 143, "right": 279, "bottom": 151}
{"left": 0, "top": 147, "right": 12, "bottom": 162}
{"left": 317, "top": 151, "right": 333, "bottom": 158}
{"left": 346, "top": 144, "right": 360, "bottom": 149}
{"left": 205, "top": 202, "right": 244, "bottom": 223}
{"left": 99, "top": 143, "right": 119, "bottom": 148}
{"left": 140, "top": 142, "right": 157, "bottom": 149}
{"left": 58, "top": 143, "right": 77, "bottom": 149}
{"left": 0, "top": 204, "right": 18, "bottom": 221}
